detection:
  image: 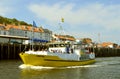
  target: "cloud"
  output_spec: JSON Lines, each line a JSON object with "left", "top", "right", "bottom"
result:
{"left": 0, "top": 6, "right": 11, "bottom": 16}
{"left": 29, "top": 2, "right": 120, "bottom": 30}
{"left": 29, "top": 3, "right": 74, "bottom": 24}
{"left": 0, "top": 1, "right": 14, "bottom": 16}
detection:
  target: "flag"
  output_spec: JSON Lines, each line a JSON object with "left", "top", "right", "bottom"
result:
{"left": 61, "top": 18, "right": 64, "bottom": 22}
{"left": 33, "top": 21, "right": 37, "bottom": 27}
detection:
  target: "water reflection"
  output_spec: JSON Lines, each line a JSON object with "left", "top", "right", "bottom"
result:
{"left": 1, "top": 57, "right": 119, "bottom": 79}
{"left": 19, "top": 57, "right": 120, "bottom": 79}
{"left": 19, "top": 64, "right": 98, "bottom": 79}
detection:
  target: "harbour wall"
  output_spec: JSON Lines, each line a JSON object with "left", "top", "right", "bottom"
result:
{"left": 94, "top": 47, "right": 120, "bottom": 57}
{"left": 0, "top": 44, "right": 120, "bottom": 60}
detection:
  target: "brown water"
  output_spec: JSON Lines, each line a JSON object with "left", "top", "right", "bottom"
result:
{"left": 0, "top": 57, "right": 120, "bottom": 79}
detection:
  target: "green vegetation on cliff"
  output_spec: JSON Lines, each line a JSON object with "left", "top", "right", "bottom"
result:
{"left": 0, "top": 16, "right": 31, "bottom": 26}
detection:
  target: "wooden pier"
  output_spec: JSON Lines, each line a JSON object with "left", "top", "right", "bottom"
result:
{"left": 0, "top": 35, "right": 29, "bottom": 60}
{"left": 94, "top": 47, "right": 120, "bottom": 57}
{"left": 0, "top": 43, "right": 120, "bottom": 60}
{"left": 0, "top": 44, "right": 23, "bottom": 60}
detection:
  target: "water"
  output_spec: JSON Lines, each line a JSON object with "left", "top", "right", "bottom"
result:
{"left": 0, "top": 57, "right": 120, "bottom": 79}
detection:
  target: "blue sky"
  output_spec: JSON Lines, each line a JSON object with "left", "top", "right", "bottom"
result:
{"left": 0, "top": 0, "right": 120, "bottom": 44}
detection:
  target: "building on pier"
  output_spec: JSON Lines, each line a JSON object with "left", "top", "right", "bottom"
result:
{"left": 0, "top": 24, "right": 52, "bottom": 43}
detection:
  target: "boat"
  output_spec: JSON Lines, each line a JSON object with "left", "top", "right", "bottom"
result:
{"left": 19, "top": 20, "right": 95, "bottom": 67}
{"left": 19, "top": 42, "right": 95, "bottom": 67}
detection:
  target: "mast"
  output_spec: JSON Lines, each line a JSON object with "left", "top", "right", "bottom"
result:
{"left": 32, "top": 24, "right": 34, "bottom": 50}
{"left": 31, "top": 21, "right": 37, "bottom": 50}
{"left": 58, "top": 18, "right": 66, "bottom": 42}
{"left": 58, "top": 22, "right": 65, "bottom": 35}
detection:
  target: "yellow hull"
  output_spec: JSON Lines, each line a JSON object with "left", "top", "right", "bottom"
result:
{"left": 19, "top": 53, "right": 95, "bottom": 67}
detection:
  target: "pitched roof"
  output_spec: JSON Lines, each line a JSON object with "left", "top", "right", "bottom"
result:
{"left": 0, "top": 24, "right": 45, "bottom": 33}
{"left": 55, "top": 34, "right": 75, "bottom": 41}
{"left": 101, "top": 42, "right": 113, "bottom": 47}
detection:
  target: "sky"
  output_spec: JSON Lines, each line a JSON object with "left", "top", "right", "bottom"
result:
{"left": 0, "top": 0, "right": 120, "bottom": 44}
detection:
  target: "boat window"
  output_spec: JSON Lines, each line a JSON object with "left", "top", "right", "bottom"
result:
{"left": 48, "top": 43, "right": 71, "bottom": 48}
{"left": 49, "top": 44, "right": 53, "bottom": 47}
{"left": 60, "top": 44, "right": 65, "bottom": 47}
{"left": 55, "top": 44, "right": 59, "bottom": 47}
